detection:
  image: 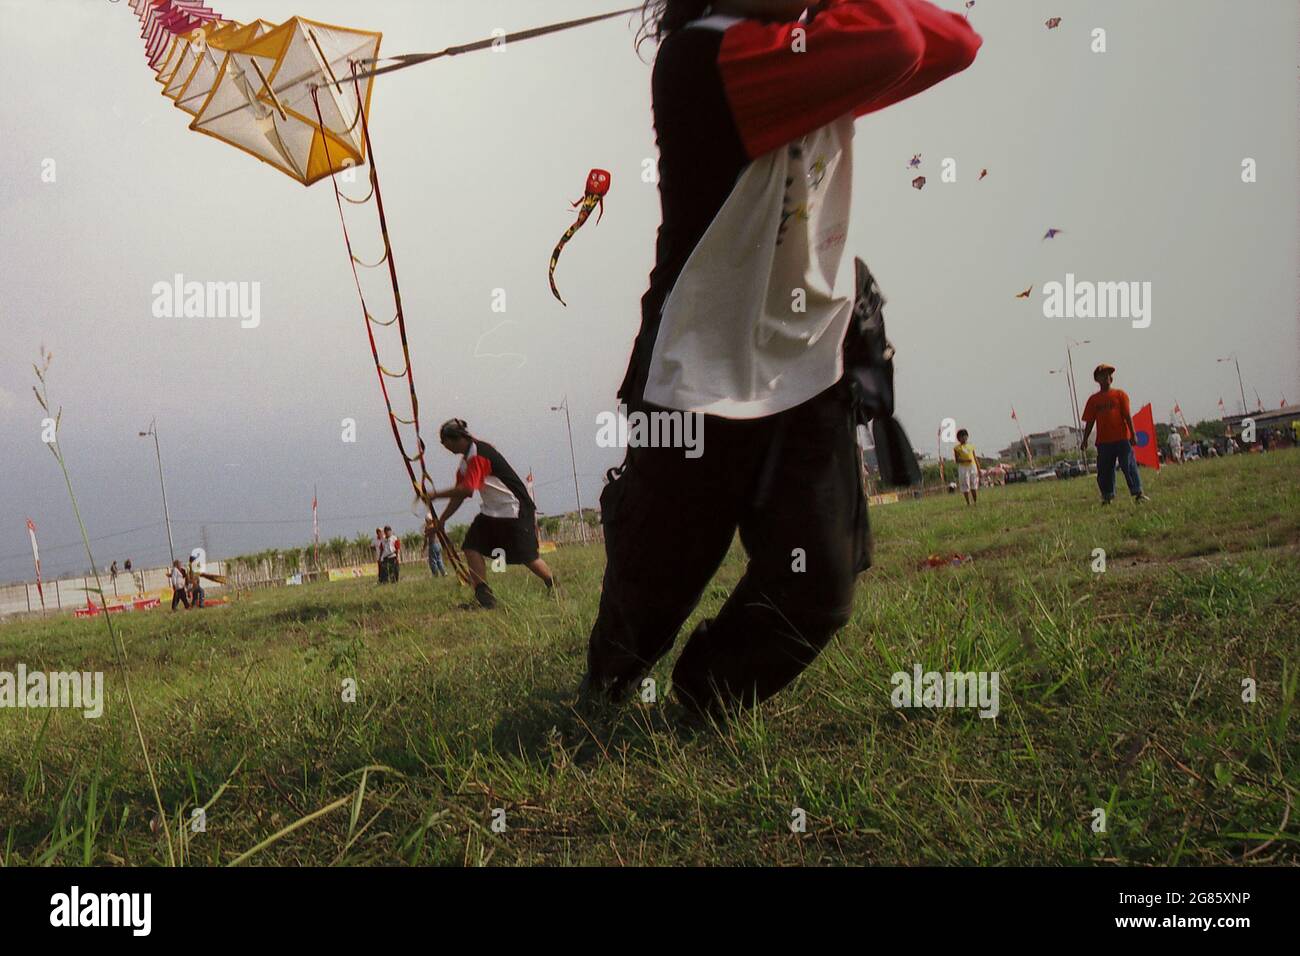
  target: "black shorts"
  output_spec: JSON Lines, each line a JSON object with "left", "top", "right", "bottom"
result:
{"left": 463, "top": 513, "right": 539, "bottom": 565}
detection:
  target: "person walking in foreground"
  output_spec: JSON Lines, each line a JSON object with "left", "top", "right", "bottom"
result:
{"left": 581, "top": 0, "right": 981, "bottom": 720}
{"left": 423, "top": 515, "right": 449, "bottom": 577}
{"left": 953, "top": 428, "right": 980, "bottom": 505}
{"left": 427, "top": 419, "right": 555, "bottom": 608}
{"left": 169, "top": 560, "right": 189, "bottom": 610}
{"left": 1080, "top": 363, "right": 1150, "bottom": 505}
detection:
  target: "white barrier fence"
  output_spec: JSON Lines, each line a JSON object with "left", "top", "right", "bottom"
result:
{"left": 0, "top": 562, "right": 227, "bottom": 620}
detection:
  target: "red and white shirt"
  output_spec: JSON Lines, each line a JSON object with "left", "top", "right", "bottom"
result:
{"left": 620, "top": 1, "right": 980, "bottom": 419}
{"left": 454, "top": 440, "right": 535, "bottom": 520}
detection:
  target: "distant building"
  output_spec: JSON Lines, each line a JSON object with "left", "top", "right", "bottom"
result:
{"left": 1222, "top": 404, "right": 1300, "bottom": 442}
{"left": 999, "top": 425, "right": 1081, "bottom": 461}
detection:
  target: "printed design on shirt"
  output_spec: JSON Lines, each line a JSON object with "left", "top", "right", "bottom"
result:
{"left": 808, "top": 156, "right": 829, "bottom": 189}
{"left": 777, "top": 143, "right": 830, "bottom": 247}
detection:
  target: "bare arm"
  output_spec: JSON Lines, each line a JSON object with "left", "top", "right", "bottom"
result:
{"left": 435, "top": 488, "right": 470, "bottom": 528}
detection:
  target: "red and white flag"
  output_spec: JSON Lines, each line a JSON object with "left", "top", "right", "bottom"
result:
{"left": 1172, "top": 402, "right": 1190, "bottom": 437}
{"left": 26, "top": 518, "right": 45, "bottom": 611}
{"left": 1011, "top": 406, "right": 1033, "bottom": 465}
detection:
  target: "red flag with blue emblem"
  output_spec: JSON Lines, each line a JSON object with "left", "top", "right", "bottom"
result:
{"left": 1132, "top": 403, "right": 1160, "bottom": 470}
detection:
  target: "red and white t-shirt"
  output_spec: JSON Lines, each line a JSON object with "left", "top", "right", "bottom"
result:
{"left": 454, "top": 440, "right": 535, "bottom": 520}
{"left": 620, "top": 1, "right": 981, "bottom": 419}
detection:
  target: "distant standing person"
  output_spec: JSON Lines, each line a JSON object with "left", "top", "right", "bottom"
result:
{"left": 953, "top": 429, "right": 980, "bottom": 505}
{"left": 169, "top": 560, "right": 189, "bottom": 610}
{"left": 428, "top": 418, "right": 554, "bottom": 609}
{"left": 1167, "top": 428, "right": 1182, "bottom": 464}
{"left": 186, "top": 553, "right": 205, "bottom": 608}
{"left": 379, "top": 526, "right": 400, "bottom": 584}
{"left": 373, "top": 528, "right": 385, "bottom": 582}
{"left": 1080, "top": 363, "right": 1150, "bottom": 505}
{"left": 423, "top": 516, "right": 448, "bottom": 577}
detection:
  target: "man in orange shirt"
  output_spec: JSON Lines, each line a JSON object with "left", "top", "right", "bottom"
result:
{"left": 1080, "top": 363, "right": 1150, "bottom": 504}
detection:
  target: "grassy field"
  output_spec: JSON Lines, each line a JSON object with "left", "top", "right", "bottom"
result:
{"left": 2, "top": 451, "right": 1297, "bottom": 866}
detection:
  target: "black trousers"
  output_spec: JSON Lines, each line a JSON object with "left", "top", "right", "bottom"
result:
{"left": 586, "top": 384, "right": 870, "bottom": 715}
{"left": 171, "top": 587, "right": 188, "bottom": 610}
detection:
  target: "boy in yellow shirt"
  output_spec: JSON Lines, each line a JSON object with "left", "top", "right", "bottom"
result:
{"left": 953, "top": 429, "right": 980, "bottom": 505}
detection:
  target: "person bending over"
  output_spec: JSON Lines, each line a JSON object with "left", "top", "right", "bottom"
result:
{"left": 427, "top": 419, "right": 554, "bottom": 608}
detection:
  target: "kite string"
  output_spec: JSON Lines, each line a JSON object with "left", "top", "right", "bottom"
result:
{"left": 348, "top": 5, "right": 641, "bottom": 83}
{"left": 311, "top": 82, "right": 471, "bottom": 586}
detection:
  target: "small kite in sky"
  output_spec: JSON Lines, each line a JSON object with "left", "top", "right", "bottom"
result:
{"left": 1016, "top": 286, "right": 1033, "bottom": 299}
{"left": 1043, "top": 228, "right": 1063, "bottom": 239}
{"left": 907, "top": 153, "right": 922, "bottom": 169}
{"left": 1045, "top": 17, "right": 1062, "bottom": 29}
{"left": 911, "top": 175, "right": 926, "bottom": 190}
{"left": 549, "top": 168, "right": 611, "bottom": 306}
{"left": 979, "top": 168, "right": 988, "bottom": 180}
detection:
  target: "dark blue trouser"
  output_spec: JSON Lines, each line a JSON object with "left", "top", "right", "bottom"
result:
{"left": 428, "top": 546, "right": 447, "bottom": 577}
{"left": 1096, "top": 440, "right": 1142, "bottom": 500}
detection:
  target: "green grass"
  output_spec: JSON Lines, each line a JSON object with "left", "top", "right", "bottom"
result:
{"left": 2, "top": 451, "right": 1297, "bottom": 865}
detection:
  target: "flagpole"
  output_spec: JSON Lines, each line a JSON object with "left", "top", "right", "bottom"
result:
{"left": 1217, "top": 354, "right": 1249, "bottom": 415}
{"left": 312, "top": 485, "right": 319, "bottom": 572}
{"left": 550, "top": 396, "right": 586, "bottom": 544}
{"left": 1012, "top": 406, "right": 1033, "bottom": 468}
{"left": 138, "top": 418, "right": 175, "bottom": 565}
{"left": 1065, "top": 338, "right": 1090, "bottom": 463}
{"left": 26, "top": 518, "right": 45, "bottom": 615}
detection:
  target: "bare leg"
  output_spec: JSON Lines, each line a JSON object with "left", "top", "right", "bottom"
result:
{"left": 460, "top": 549, "right": 498, "bottom": 608}
{"left": 464, "top": 549, "right": 488, "bottom": 587}
{"left": 526, "top": 558, "right": 554, "bottom": 588}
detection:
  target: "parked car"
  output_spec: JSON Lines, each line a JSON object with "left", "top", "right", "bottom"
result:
{"left": 1055, "top": 460, "right": 1086, "bottom": 478}
{"left": 1004, "top": 468, "right": 1029, "bottom": 484}
{"left": 1028, "top": 467, "right": 1058, "bottom": 482}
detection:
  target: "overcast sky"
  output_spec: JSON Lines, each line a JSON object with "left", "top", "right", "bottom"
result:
{"left": 1, "top": 0, "right": 1296, "bottom": 582}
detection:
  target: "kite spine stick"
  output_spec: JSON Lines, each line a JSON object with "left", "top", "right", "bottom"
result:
{"left": 307, "top": 28, "right": 346, "bottom": 96}
{"left": 250, "top": 57, "right": 288, "bottom": 121}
